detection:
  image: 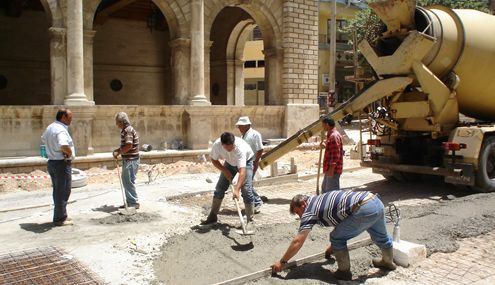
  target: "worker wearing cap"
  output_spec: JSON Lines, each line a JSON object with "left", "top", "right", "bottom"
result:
{"left": 236, "top": 116, "right": 264, "bottom": 212}
{"left": 271, "top": 191, "right": 396, "bottom": 280}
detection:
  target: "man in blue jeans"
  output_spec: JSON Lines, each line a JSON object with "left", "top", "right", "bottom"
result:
{"left": 113, "top": 112, "right": 140, "bottom": 209}
{"left": 200, "top": 132, "right": 255, "bottom": 231}
{"left": 271, "top": 191, "right": 396, "bottom": 280}
{"left": 42, "top": 108, "right": 75, "bottom": 226}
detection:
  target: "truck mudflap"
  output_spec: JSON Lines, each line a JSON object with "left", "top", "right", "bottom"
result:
{"left": 444, "top": 163, "right": 475, "bottom": 186}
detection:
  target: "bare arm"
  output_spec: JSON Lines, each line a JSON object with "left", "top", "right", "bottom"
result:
{"left": 212, "top": 159, "right": 233, "bottom": 182}
{"left": 60, "top": 145, "right": 72, "bottom": 160}
{"left": 270, "top": 231, "right": 310, "bottom": 272}
{"left": 113, "top": 143, "right": 132, "bottom": 158}
{"left": 253, "top": 149, "right": 263, "bottom": 175}
{"left": 233, "top": 167, "right": 246, "bottom": 200}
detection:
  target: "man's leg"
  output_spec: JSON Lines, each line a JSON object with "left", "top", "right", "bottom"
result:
{"left": 365, "top": 197, "right": 396, "bottom": 270}
{"left": 48, "top": 160, "right": 72, "bottom": 225}
{"left": 201, "top": 163, "right": 237, "bottom": 225}
{"left": 122, "top": 158, "right": 139, "bottom": 206}
{"left": 322, "top": 173, "right": 341, "bottom": 193}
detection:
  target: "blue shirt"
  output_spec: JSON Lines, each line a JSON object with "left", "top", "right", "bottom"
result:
{"left": 298, "top": 191, "right": 370, "bottom": 233}
{"left": 41, "top": 121, "right": 75, "bottom": 160}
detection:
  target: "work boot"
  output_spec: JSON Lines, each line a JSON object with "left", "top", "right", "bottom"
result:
{"left": 333, "top": 248, "right": 352, "bottom": 280}
{"left": 373, "top": 247, "right": 397, "bottom": 270}
{"left": 200, "top": 198, "right": 222, "bottom": 225}
{"left": 244, "top": 203, "right": 255, "bottom": 231}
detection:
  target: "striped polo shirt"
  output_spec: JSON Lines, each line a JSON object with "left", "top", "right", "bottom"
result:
{"left": 298, "top": 190, "right": 370, "bottom": 233}
{"left": 120, "top": 124, "right": 139, "bottom": 159}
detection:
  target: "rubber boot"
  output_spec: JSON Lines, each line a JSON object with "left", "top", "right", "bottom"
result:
{"left": 200, "top": 198, "right": 222, "bottom": 225}
{"left": 373, "top": 247, "right": 397, "bottom": 270}
{"left": 333, "top": 248, "right": 352, "bottom": 280}
{"left": 244, "top": 203, "right": 255, "bottom": 231}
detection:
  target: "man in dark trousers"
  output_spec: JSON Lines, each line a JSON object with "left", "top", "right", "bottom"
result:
{"left": 271, "top": 191, "right": 396, "bottom": 280}
{"left": 42, "top": 108, "right": 75, "bottom": 226}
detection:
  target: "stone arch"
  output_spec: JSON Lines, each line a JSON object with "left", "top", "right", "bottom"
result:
{"left": 205, "top": 0, "right": 282, "bottom": 49}
{"left": 225, "top": 20, "right": 257, "bottom": 105}
{"left": 40, "top": 0, "right": 64, "bottom": 27}
{"left": 153, "top": 0, "right": 187, "bottom": 40}
{"left": 206, "top": 0, "right": 284, "bottom": 105}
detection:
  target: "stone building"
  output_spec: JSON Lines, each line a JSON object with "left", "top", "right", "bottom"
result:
{"left": 0, "top": 0, "right": 321, "bottom": 162}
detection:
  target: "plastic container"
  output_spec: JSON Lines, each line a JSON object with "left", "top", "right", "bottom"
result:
{"left": 40, "top": 145, "right": 47, "bottom": 158}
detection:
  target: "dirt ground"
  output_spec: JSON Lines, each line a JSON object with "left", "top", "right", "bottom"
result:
{"left": 2, "top": 123, "right": 495, "bottom": 284}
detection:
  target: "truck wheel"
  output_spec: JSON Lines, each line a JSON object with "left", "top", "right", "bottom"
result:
{"left": 473, "top": 137, "right": 495, "bottom": 192}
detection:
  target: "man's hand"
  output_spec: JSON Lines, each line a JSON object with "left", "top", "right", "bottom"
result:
{"left": 222, "top": 170, "right": 232, "bottom": 182}
{"left": 113, "top": 150, "right": 119, "bottom": 159}
{"left": 270, "top": 261, "right": 284, "bottom": 273}
{"left": 233, "top": 189, "right": 240, "bottom": 200}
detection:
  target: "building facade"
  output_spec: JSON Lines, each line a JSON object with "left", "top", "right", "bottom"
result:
{"left": 0, "top": 0, "right": 322, "bottom": 158}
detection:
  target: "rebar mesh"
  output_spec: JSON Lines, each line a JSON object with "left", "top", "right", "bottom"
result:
{"left": 0, "top": 246, "right": 107, "bottom": 285}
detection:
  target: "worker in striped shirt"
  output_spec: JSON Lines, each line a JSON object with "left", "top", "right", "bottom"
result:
{"left": 113, "top": 112, "right": 140, "bottom": 209}
{"left": 271, "top": 191, "right": 396, "bottom": 280}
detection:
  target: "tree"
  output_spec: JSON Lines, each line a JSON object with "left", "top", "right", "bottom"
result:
{"left": 341, "top": 0, "right": 492, "bottom": 59}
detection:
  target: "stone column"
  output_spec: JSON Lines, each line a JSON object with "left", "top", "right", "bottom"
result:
{"left": 189, "top": 0, "right": 210, "bottom": 105}
{"left": 69, "top": 107, "right": 97, "bottom": 156}
{"left": 225, "top": 59, "right": 234, "bottom": 105}
{"left": 234, "top": 59, "right": 245, "bottom": 106}
{"left": 170, "top": 38, "right": 191, "bottom": 105}
{"left": 204, "top": 40, "right": 213, "bottom": 102}
{"left": 48, "top": 27, "right": 67, "bottom": 105}
{"left": 83, "top": 30, "right": 97, "bottom": 103}
{"left": 183, "top": 107, "right": 212, "bottom": 149}
{"left": 263, "top": 47, "right": 284, "bottom": 105}
{"left": 65, "top": 0, "right": 94, "bottom": 105}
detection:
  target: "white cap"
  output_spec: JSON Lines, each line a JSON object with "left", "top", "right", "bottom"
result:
{"left": 236, "top": 116, "right": 252, "bottom": 126}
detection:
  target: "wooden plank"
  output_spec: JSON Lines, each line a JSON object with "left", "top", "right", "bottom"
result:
{"left": 213, "top": 237, "right": 372, "bottom": 285}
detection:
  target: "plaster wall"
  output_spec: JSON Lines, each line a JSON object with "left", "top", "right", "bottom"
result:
{"left": 92, "top": 19, "right": 172, "bottom": 105}
{"left": 0, "top": 105, "right": 302, "bottom": 158}
{"left": 0, "top": 11, "right": 51, "bottom": 105}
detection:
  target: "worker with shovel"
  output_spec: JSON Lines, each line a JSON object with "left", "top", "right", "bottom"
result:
{"left": 113, "top": 112, "right": 140, "bottom": 210}
{"left": 201, "top": 132, "right": 256, "bottom": 232}
{"left": 271, "top": 191, "right": 396, "bottom": 280}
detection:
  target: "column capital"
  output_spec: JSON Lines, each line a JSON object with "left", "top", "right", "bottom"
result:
{"left": 169, "top": 38, "right": 191, "bottom": 50}
{"left": 48, "top": 27, "right": 66, "bottom": 40}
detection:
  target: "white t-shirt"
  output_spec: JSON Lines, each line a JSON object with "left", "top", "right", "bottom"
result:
{"left": 242, "top": 128, "right": 264, "bottom": 153}
{"left": 210, "top": 137, "right": 254, "bottom": 168}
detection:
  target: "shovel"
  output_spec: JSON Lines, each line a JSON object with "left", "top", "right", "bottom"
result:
{"left": 315, "top": 130, "right": 324, "bottom": 195}
{"left": 115, "top": 159, "right": 137, "bottom": 215}
{"left": 229, "top": 181, "right": 255, "bottom": 235}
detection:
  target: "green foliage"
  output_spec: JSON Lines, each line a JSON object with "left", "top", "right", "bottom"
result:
{"left": 417, "top": 0, "right": 491, "bottom": 13}
{"left": 340, "top": 0, "right": 492, "bottom": 49}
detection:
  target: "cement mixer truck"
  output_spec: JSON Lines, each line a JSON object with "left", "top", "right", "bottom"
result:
{"left": 259, "top": 0, "right": 495, "bottom": 192}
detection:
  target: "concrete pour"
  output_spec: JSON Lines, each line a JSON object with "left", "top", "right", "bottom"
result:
{"left": 1, "top": 122, "right": 495, "bottom": 284}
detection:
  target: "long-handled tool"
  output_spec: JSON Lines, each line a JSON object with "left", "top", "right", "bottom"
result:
{"left": 229, "top": 181, "right": 254, "bottom": 235}
{"left": 315, "top": 130, "right": 325, "bottom": 195}
{"left": 115, "top": 159, "right": 136, "bottom": 215}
